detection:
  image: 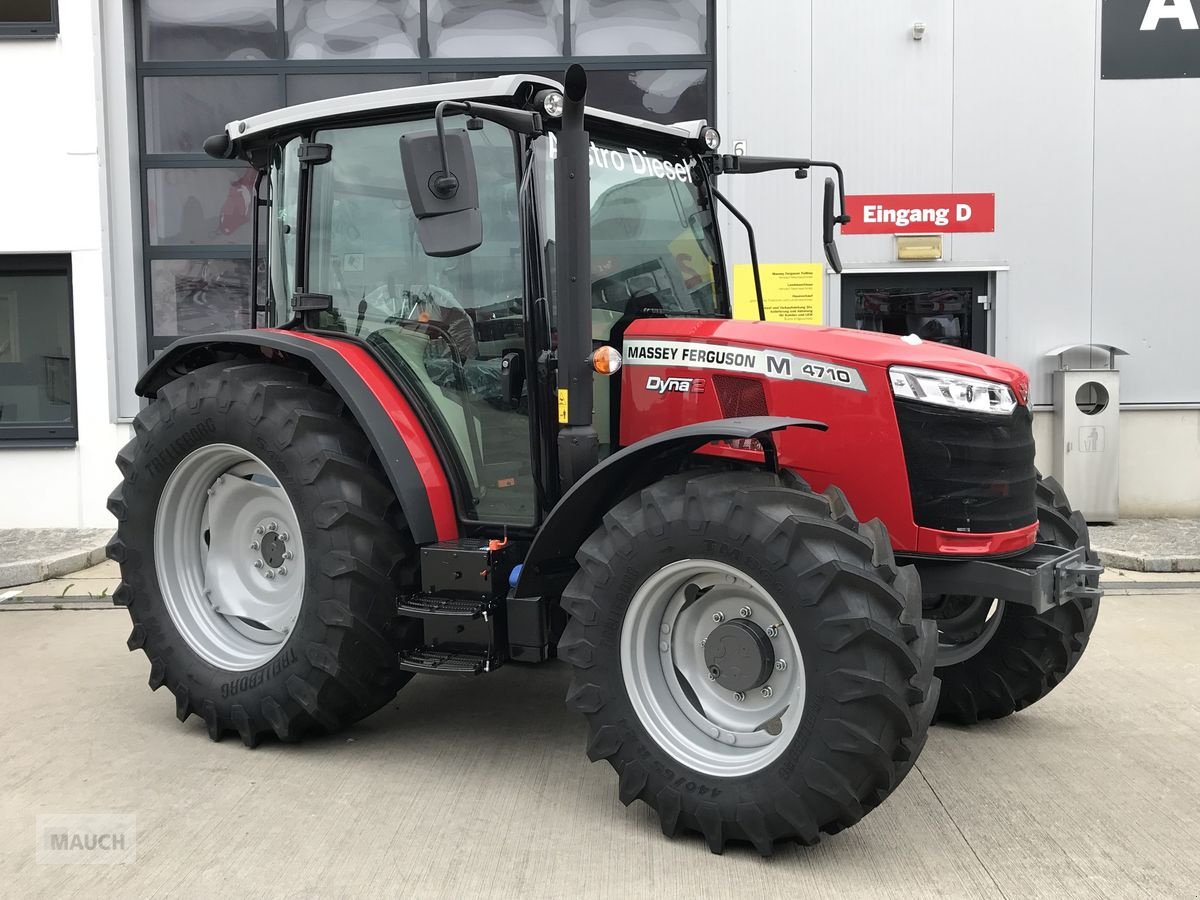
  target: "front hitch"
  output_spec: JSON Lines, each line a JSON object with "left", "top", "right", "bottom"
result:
{"left": 908, "top": 542, "right": 1104, "bottom": 615}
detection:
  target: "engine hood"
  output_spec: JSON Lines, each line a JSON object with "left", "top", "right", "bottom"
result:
{"left": 623, "top": 318, "right": 1029, "bottom": 392}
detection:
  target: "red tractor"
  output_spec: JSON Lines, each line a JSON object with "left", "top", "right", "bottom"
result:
{"left": 109, "top": 66, "right": 1101, "bottom": 855}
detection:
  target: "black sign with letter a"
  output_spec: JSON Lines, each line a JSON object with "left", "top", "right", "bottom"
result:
{"left": 1102, "top": 0, "right": 1200, "bottom": 78}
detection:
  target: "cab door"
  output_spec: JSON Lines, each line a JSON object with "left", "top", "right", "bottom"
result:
{"left": 303, "top": 118, "right": 538, "bottom": 524}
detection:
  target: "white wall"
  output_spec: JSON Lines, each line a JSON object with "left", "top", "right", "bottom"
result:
{"left": 0, "top": 0, "right": 129, "bottom": 528}
{"left": 718, "top": 0, "right": 1200, "bottom": 516}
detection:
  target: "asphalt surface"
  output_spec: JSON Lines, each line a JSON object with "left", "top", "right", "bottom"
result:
{"left": 2, "top": 590, "right": 1198, "bottom": 899}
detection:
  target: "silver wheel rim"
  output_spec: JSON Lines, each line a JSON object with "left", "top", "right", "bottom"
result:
{"left": 154, "top": 443, "right": 305, "bottom": 672}
{"left": 620, "top": 559, "right": 806, "bottom": 778}
{"left": 932, "top": 596, "right": 1005, "bottom": 666}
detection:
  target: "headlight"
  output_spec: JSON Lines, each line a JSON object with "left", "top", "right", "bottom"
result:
{"left": 888, "top": 365, "right": 1017, "bottom": 416}
{"left": 538, "top": 90, "right": 564, "bottom": 118}
{"left": 700, "top": 125, "right": 721, "bottom": 150}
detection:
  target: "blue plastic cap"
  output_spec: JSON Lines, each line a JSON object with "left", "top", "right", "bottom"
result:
{"left": 509, "top": 563, "right": 523, "bottom": 588}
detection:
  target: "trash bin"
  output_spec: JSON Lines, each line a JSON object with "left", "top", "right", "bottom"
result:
{"left": 1045, "top": 343, "right": 1128, "bottom": 523}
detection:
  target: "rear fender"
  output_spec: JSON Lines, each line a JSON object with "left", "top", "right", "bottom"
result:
{"left": 513, "top": 416, "right": 826, "bottom": 598}
{"left": 137, "top": 330, "right": 458, "bottom": 544}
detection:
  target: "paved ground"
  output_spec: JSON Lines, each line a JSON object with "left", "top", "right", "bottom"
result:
{"left": 0, "top": 529, "right": 113, "bottom": 588}
{"left": 1090, "top": 518, "right": 1200, "bottom": 572}
{"left": 2, "top": 590, "right": 1199, "bottom": 899}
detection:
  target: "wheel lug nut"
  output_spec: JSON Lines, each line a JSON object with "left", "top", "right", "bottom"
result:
{"left": 264, "top": 571, "right": 275, "bottom": 580}
{"left": 760, "top": 686, "right": 773, "bottom": 699}
{"left": 739, "top": 606, "right": 752, "bottom": 618}
{"left": 660, "top": 623, "right": 670, "bottom": 635}
{"left": 269, "top": 521, "right": 278, "bottom": 531}
{"left": 708, "top": 671, "right": 717, "bottom": 681}
{"left": 206, "top": 488, "right": 215, "bottom": 497}
{"left": 775, "top": 659, "right": 787, "bottom": 671}
{"left": 700, "top": 638, "right": 706, "bottom": 647}
{"left": 658, "top": 641, "right": 669, "bottom": 653}
{"left": 279, "top": 567, "right": 288, "bottom": 576}
{"left": 766, "top": 625, "right": 779, "bottom": 638}
{"left": 283, "top": 551, "right": 294, "bottom": 561}
{"left": 250, "top": 542, "right": 259, "bottom": 551}
{"left": 733, "top": 692, "right": 746, "bottom": 702}
{"left": 256, "top": 526, "right": 264, "bottom": 535}
{"left": 253, "top": 560, "right": 263, "bottom": 569}
{"left": 712, "top": 611, "right": 724, "bottom": 623}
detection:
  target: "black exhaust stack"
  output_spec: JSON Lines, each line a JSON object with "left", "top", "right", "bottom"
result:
{"left": 555, "top": 65, "right": 599, "bottom": 492}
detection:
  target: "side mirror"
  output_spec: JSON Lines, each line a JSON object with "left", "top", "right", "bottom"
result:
{"left": 399, "top": 128, "right": 482, "bottom": 258}
{"left": 822, "top": 176, "right": 844, "bottom": 275}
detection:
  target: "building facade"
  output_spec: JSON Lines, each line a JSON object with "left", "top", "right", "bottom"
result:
{"left": 1, "top": 0, "right": 1197, "bottom": 527}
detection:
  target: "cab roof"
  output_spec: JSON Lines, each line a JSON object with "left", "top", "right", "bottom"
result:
{"left": 223, "top": 73, "right": 707, "bottom": 146}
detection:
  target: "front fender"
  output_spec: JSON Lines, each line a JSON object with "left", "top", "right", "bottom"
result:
{"left": 514, "top": 416, "right": 826, "bottom": 598}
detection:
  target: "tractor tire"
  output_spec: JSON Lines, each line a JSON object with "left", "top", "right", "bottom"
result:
{"left": 107, "top": 361, "right": 414, "bottom": 746}
{"left": 931, "top": 474, "right": 1101, "bottom": 725}
{"left": 558, "top": 469, "right": 939, "bottom": 855}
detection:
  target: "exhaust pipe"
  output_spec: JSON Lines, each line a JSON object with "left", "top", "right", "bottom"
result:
{"left": 555, "top": 64, "right": 599, "bottom": 491}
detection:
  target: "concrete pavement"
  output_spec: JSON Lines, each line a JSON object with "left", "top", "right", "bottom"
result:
{"left": 1, "top": 591, "right": 1198, "bottom": 899}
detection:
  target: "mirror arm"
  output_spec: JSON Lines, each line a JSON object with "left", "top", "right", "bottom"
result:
{"left": 710, "top": 186, "right": 766, "bottom": 321}
{"left": 431, "top": 100, "right": 470, "bottom": 198}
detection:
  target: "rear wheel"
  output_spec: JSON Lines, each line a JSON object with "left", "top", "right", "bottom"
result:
{"left": 108, "top": 361, "right": 414, "bottom": 745}
{"left": 558, "top": 469, "right": 938, "bottom": 854}
{"left": 931, "top": 474, "right": 1101, "bottom": 724}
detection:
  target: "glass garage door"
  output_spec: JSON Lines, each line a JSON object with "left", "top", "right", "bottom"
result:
{"left": 134, "top": 0, "right": 716, "bottom": 356}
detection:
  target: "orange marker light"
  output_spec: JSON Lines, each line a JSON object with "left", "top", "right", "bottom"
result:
{"left": 591, "top": 345, "right": 623, "bottom": 375}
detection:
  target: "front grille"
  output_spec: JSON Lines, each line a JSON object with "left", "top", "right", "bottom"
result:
{"left": 894, "top": 400, "right": 1036, "bottom": 534}
{"left": 713, "top": 374, "right": 768, "bottom": 417}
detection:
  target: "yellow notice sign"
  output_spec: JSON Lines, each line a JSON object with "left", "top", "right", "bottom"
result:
{"left": 557, "top": 389, "right": 569, "bottom": 424}
{"left": 732, "top": 263, "right": 824, "bottom": 324}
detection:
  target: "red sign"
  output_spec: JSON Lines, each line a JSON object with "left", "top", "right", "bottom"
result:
{"left": 841, "top": 193, "right": 995, "bottom": 235}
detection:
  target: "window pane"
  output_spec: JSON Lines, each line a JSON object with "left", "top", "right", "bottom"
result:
{"left": 147, "top": 167, "right": 258, "bottom": 246}
{"left": 0, "top": 266, "right": 74, "bottom": 429}
{"left": 2, "top": 1, "right": 55, "bottom": 25}
{"left": 151, "top": 259, "right": 252, "bottom": 336}
{"left": 427, "top": 0, "right": 562, "bottom": 57}
{"left": 572, "top": 0, "right": 706, "bottom": 55}
{"left": 285, "top": 0, "right": 420, "bottom": 59}
{"left": 140, "top": 0, "right": 279, "bottom": 61}
{"left": 427, "top": 70, "right": 559, "bottom": 84}
{"left": 586, "top": 69, "right": 707, "bottom": 123}
{"left": 144, "top": 77, "right": 280, "bottom": 155}
{"left": 309, "top": 119, "right": 535, "bottom": 522}
{"left": 269, "top": 139, "right": 300, "bottom": 327}
{"left": 286, "top": 73, "right": 424, "bottom": 106}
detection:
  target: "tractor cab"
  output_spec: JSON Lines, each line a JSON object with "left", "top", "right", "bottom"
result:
{"left": 236, "top": 71, "right": 734, "bottom": 528}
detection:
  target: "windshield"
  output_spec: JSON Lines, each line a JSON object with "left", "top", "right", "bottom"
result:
{"left": 535, "top": 133, "right": 726, "bottom": 325}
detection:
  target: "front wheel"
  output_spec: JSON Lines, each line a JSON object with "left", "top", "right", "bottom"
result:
{"left": 931, "top": 474, "right": 1102, "bottom": 724}
{"left": 558, "top": 470, "right": 938, "bottom": 854}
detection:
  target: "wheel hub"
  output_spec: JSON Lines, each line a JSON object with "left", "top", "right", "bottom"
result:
{"left": 620, "top": 559, "right": 806, "bottom": 778}
{"left": 154, "top": 443, "right": 306, "bottom": 672}
{"left": 258, "top": 529, "right": 287, "bottom": 569}
{"left": 704, "top": 619, "right": 774, "bottom": 692}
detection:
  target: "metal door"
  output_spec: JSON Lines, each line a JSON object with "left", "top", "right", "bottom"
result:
{"left": 840, "top": 272, "right": 989, "bottom": 353}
